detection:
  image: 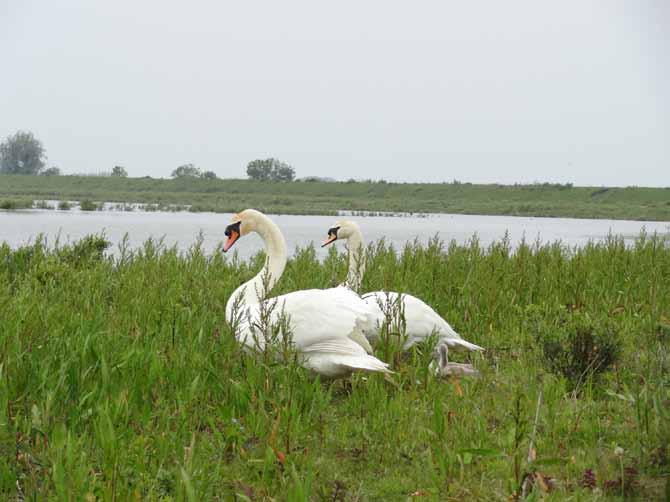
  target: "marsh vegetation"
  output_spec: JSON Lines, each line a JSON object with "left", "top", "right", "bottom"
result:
{"left": 0, "top": 232, "right": 669, "bottom": 499}
{"left": 1, "top": 174, "right": 669, "bottom": 220}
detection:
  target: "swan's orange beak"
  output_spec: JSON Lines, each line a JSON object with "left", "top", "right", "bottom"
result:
{"left": 223, "top": 230, "right": 239, "bottom": 252}
{"left": 223, "top": 220, "right": 242, "bottom": 252}
{"left": 322, "top": 226, "right": 340, "bottom": 247}
{"left": 321, "top": 233, "right": 337, "bottom": 247}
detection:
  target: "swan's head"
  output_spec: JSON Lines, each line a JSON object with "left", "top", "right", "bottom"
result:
{"left": 321, "top": 220, "right": 360, "bottom": 247}
{"left": 223, "top": 209, "right": 263, "bottom": 252}
{"left": 436, "top": 344, "right": 449, "bottom": 370}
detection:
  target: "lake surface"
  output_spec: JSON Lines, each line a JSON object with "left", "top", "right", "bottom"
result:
{"left": 1, "top": 209, "right": 669, "bottom": 260}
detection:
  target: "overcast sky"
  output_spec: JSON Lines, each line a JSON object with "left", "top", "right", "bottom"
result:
{"left": 1, "top": 1, "right": 668, "bottom": 186}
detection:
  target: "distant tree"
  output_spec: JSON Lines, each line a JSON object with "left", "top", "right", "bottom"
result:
{"left": 41, "top": 166, "right": 61, "bottom": 176}
{"left": 171, "top": 163, "right": 202, "bottom": 178}
{"left": 246, "top": 159, "right": 273, "bottom": 181}
{"left": 111, "top": 165, "right": 128, "bottom": 178}
{"left": 246, "top": 158, "right": 295, "bottom": 182}
{"left": 273, "top": 162, "right": 295, "bottom": 182}
{"left": 0, "top": 131, "right": 46, "bottom": 175}
{"left": 201, "top": 170, "right": 217, "bottom": 180}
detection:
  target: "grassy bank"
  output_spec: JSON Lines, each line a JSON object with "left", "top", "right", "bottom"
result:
{"left": 1, "top": 233, "right": 669, "bottom": 499}
{"left": 1, "top": 174, "right": 669, "bottom": 220}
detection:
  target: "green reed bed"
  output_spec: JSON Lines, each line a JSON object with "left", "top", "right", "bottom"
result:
{"left": 0, "top": 233, "right": 669, "bottom": 500}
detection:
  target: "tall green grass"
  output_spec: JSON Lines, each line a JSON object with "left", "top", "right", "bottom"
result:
{"left": 1, "top": 233, "right": 669, "bottom": 499}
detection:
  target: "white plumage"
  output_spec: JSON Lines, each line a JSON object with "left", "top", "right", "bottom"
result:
{"left": 322, "top": 219, "right": 483, "bottom": 376}
{"left": 224, "top": 210, "right": 391, "bottom": 378}
{"left": 361, "top": 291, "right": 484, "bottom": 352}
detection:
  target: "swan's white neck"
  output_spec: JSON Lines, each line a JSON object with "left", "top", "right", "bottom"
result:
{"left": 344, "top": 227, "right": 365, "bottom": 292}
{"left": 225, "top": 213, "right": 287, "bottom": 321}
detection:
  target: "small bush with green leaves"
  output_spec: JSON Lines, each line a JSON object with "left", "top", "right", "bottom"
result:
{"left": 58, "top": 234, "right": 110, "bottom": 266}
{"left": 534, "top": 311, "right": 620, "bottom": 389}
{"left": 79, "top": 199, "right": 99, "bottom": 211}
{"left": 0, "top": 199, "right": 31, "bottom": 210}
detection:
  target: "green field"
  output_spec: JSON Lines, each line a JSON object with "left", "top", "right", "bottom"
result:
{"left": 1, "top": 232, "right": 669, "bottom": 499}
{"left": 1, "top": 174, "right": 669, "bottom": 220}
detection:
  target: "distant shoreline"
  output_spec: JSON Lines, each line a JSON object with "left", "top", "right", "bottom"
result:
{"left": 1, "top": 175, "right": 669, "bottom": 222}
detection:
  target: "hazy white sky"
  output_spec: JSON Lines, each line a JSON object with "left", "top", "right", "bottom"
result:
{"left": 1, "top": 1, "right": 668, "bottom": 186}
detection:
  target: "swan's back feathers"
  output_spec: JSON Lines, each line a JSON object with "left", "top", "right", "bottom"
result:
{"left": 235, "top": 287, "right": 378, "bottom": 355}
{"left": 362, "top": 291, "right": 484, "bottom": 351}
{"left": 441, "top": 338, "right": 484, "bottom": 352}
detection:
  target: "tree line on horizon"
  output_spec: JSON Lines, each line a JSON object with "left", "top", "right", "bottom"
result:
{"left": 0, "top": 130, "right": 297, "bottom": 182}
{"left": 1, "top": 130, "right": 595, "bottom": 189}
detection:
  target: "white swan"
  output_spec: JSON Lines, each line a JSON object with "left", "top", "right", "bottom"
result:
{"left": 322, "top": 220, "right": 483, "bottom": 373}
{"left": 223, "top": 209, "right": 391, "bottom": 378}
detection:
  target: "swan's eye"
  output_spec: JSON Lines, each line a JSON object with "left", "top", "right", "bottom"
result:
{"left": 225, "top": 221, "right": 241, "bottom": 237}
{"left": 321, "top": 226, "right": 340, "bottom": 247}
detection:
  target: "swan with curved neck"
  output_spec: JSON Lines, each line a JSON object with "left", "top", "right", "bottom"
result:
{"left": 323, "top": 220, "right": 365, "bottom": 292}
{"left": 224, "top": 209, "right": 288, "bottom": 321}
{"left": 322, "top": 219, "right": 484, "bottom": 374}
{"left": 223, "top": 210, "right": 391, "bottom": 378}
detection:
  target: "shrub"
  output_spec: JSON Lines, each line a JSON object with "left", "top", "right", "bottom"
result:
{"left": 0, "top": 199, "right": 31, "bottom": 210}
{"left": 79, "top": 200, "right": 99, "bottom": 211}
{"left": 0, "top": 199, "right": 17, "bottom": 210}
{"left": 58, "top": 200, "right": 72, "bottom": 210}
{"left": 41, "top": 167, "right": 61, "bottom": 176}
{"left": 533, "top": 311, "right": 620, "bottom": 390}
{"left": 171, "top": 163, "right": 201, "bottom": 178}
{"left": 590, "top": 188, "right": 609, "bottom": 198}
{"left": 58, "top": 234, "right": 110, "bottom": 265}
{"left": 111, "top": 165, "right": 128, "bottom": 177}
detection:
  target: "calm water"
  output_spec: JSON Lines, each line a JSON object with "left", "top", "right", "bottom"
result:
{"left": 1, "top": 209, "right": 669, "bottom": 260}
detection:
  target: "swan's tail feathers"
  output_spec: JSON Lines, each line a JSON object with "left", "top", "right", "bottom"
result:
{"left": 302, "top": 339, "right": 393, "bottom": 376}
{"left": 335, "top": 354, "right": 393, "bottom": 374}
{"left": 442, "top": 338, "right": 485, "bottom": 352}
